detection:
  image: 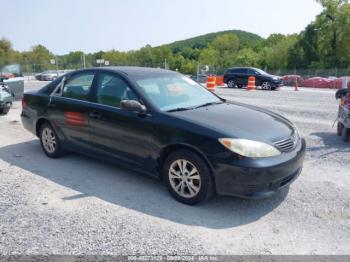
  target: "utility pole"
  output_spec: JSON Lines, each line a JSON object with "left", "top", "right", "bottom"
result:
{"left": 55, "top": 56, "right": 59, "bottom": 75}
{"left": 197, "top": 61, "right": 200, "bottom": 83}
{"left": 81, "top": 53, "right": 86, "bottom": 69}
{"left": 164, "top": 58, "right": 167, "bottom": 69}
{"left": 83, "top": 53, "right": 86, "bottom": 68}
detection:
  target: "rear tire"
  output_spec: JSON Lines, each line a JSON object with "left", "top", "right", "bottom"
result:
{"left": 163, "top": 149, "right": 214, "bottom": 205}
{"left": 337, "top": 122, "right": 343, "bottom": 136}
{"left": 39, "top": 122, "right": 65, "bottom": 158}
{"left": 341, "top": 127, "right": 349, "bottom": 142}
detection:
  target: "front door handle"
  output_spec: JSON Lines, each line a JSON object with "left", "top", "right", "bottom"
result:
{"left": 89, "top": 111, "right": 102, "bottom": 119}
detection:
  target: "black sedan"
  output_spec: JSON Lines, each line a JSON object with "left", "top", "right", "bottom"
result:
{"left": 21, "top": 67, "right": 305, "bottom": 205}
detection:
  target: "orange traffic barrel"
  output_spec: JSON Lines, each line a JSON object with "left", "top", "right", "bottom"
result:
{"left": 215, "top": 76, "right": 224, "bottom": 86}
{"left": 206, "top": 76, "right": 216, "bottom": 92}
{"left": 247, "top": 76, "right": 256, "bottom": 91}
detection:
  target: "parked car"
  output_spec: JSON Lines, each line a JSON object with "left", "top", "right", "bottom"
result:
{"left": 35, "top": 70, "right": 74, "bottom": 81}
{"left": 0, "top": 80, "right": 14, "bottom": 115}
{"left": 223, "top": 67, "right": 283, "bottom": 90}
{"left": 35, "top": 70, "right": 59, "bottom": 81}
{"left": 21, "top": 67, "right": 305, "bottom": 205}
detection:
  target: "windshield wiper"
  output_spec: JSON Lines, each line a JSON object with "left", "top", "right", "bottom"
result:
{"left": 167, "top": 107, "right": 195, "bottom": 112}
{"left": 194, "top": 101, "right": 224, "bottom": 109}
{"left": 167, "top": 101, "right": 224, "bottom": 112}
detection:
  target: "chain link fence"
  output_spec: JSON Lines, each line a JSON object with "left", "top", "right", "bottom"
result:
{"left": 19, "top": 60, "right": 350, "bottom": 89}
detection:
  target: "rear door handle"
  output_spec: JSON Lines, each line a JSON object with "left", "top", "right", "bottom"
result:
{"left": 89, "top": 111, "right": 102, "bottom": 119}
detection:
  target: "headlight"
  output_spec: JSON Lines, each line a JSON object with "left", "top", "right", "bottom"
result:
{"left": 218, "top": 138, "right": 281, "bottom": 158}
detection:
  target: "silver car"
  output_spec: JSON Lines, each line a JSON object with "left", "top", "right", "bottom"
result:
{"left": 0, "top": 82, "right": 14, "bottom": 115}
{"left": 35, "top": 70, "right": 58, "bottom": 81}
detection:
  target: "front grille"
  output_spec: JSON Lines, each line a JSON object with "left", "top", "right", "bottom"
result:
{"left": 274, "top": 133, "right": 298, "bottom": 153}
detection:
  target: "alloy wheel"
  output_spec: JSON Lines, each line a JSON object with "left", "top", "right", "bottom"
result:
{"left": 262, "top": 82, "right": 271, "bottom": 90}
{"left": 168, "top": 159, "right": 201, "bottom": 198}
{"left": 41, "top": 127, "right": 57, "bottom": 153}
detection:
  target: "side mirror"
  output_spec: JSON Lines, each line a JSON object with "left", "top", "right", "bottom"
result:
{"left": 121, "top": 100, "right": 147, "bottom": 113}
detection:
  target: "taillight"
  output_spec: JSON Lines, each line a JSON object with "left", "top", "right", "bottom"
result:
{"left": 22, "top": 97, "right": 27, "bottom": 109}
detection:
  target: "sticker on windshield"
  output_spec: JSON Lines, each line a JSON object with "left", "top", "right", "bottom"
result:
{"left": 167, "top": 84, "right": 184, "bottom": 95}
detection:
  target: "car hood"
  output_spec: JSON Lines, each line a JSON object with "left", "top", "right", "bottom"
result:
{"left": 170, "top": 102, "right": 294, "bottom": 143}
{"left": 264, "top": 74, "right": 281, "bottom": 80}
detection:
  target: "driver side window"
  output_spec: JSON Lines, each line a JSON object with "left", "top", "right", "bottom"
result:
{"left": 96, "top": 73, "right": 138, "bottom": 108}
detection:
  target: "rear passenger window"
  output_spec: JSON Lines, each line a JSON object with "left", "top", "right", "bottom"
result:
{"left": 237, "top": 69, "right": 247, "bottom": 74}
{"left": 96, "top": 73, "right": 138, "bottom": 108}
{"left": 40, "top": 78, "right": 61, "bottom": 95}
{"left": 62, "top": 73, "right": 94, "bottom": 101}
{"left": 247, "top": 69, "right": 255, "bottom": 75}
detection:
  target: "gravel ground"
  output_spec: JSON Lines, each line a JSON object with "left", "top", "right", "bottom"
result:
{"left": 0, "top": 82, "right": 349, "bottom": 255}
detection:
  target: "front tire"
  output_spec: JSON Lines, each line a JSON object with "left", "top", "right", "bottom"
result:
{"left": 261, "top": 81, "right": 272, "bottom": 90}
{"left": 163, "top": 149, "right": 214, "bottom": 205}
{"left": 337, "top": 122, "right": 343, "bottom": 136}
{"left": 0, "top": 103, "right": 11, "bottom": 115}
{"left": 40, "top": 122, "right": 65, "bottom": 158}
{"left": 341, "top": 127, "right": 349, "bottom": 142}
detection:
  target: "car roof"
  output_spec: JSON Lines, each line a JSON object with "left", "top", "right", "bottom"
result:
{"left": 89, "top": 66, "right": 178, "bottom": 77}
{"left": 229, "top": 67, "right": 254, "bottom": 70}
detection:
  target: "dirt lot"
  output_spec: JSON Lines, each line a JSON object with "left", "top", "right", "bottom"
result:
{"left": 0, "top": 82, "right": 349, "bottom": 255}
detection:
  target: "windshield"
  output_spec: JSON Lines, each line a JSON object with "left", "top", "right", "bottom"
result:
{"left": 135, "top": 74, "right": 222, "bottom": 111}
{"left": 255, "top": 68, "right": 268, "bottom": 75}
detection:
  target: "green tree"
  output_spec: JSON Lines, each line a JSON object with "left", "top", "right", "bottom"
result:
{"left": 210, "top": 33, "right": 240, "bottom": 68}
{"left": 102, "top": 50, "right": 129, "bottom": 66}
{"left": 233, "top": 48, "right": 259, "bottom": 67}
{"left": 198, "top": 47, "right": 219, "bottom": 67}
{"left": 0, "top": 38, "right": 22, "bottom": 68}
{"left": 263, "top": 35, "right": 298, "bottom": 70}
{"left": 26, "top": 45, "right": 52, "bottom": 72}
{"left": 314, "top": 0, "right": 350, "bottom": 67}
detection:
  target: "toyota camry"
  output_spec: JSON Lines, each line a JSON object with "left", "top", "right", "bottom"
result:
{"left": 21, "top": 67, "right": 306, "bottom": 205}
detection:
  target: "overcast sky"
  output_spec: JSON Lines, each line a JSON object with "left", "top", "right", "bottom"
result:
{"left": 1, "top": 0, "right": 323, "bottom": 55}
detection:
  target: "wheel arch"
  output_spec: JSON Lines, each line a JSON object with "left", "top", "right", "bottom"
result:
{"left": 158, "top": 143, "right": 215, "bottom": 181}
{"left": 35, "top": 117, "right": 50, "bottom": 137}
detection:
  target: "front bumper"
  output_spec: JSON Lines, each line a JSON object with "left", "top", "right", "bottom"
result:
{"left": 272, "top": 80, "right": 283, "bottom": 88}
{"left": 211, "top": 138, "right": 306, "bottom": 199}
{"left": 0, "top": 100, "right": 11, "bottom": 109}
